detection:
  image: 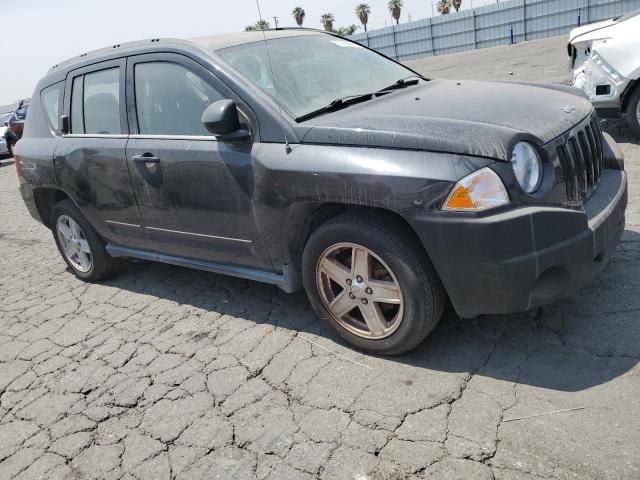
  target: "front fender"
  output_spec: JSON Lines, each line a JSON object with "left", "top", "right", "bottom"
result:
{"left": 252, "top": 143, "right": 493, "bottom": 268}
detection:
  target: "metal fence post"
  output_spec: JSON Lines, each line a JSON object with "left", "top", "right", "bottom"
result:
{"left": 523, "top": 0, "right": 527, "bottom": 41}
{"left": 472, "top": 10, "right": 477, "bottom": 49}
{"left": 429, "top": 21, "right": 435, "bottom": 56}
{"left": 392, "top": 25, "right": 398, "bottom": 60}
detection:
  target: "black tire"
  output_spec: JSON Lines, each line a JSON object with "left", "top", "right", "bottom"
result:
{"left": 302, "top": 213, "right": 446, "bottom": 355}
{"left": 626, "top": 84, "right": 640, "bottom": 138}
{"left": 51, "top": 199, "right": 120, "bottom": 281}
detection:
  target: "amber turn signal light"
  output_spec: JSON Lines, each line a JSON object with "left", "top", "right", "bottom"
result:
{"left": 443, "top": 168, "right": 510, "bottom": 211}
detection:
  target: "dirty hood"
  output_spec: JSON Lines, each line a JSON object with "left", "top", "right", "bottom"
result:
{"left": 297, "top": 79, "right": 592, "bottom": 161}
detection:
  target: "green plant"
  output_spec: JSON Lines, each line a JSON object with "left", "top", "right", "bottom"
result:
{"left": 355, "top": 3, "right": 371, "bottom": 32}
{"left": 292, "top": 7, "right": 306, "bottom": 27}
{"left": 335, "top": 24, "right": 359, "bottom": 36}
{"left": 388, "top": 0, "right": 403, "bottom": 24}
{"left": 437, "top": 0, "right": 452, "bottom": 15}
{"left": 321, "top": 13, "right": 335, "bottom": 31}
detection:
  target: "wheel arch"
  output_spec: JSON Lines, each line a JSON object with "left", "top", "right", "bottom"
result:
{"left": 288, "top": 202, "right": 437, "bottom": 276}
{"left": 620, "top": 77, "right": 640, "bottom": 113}
{"left": 32, "top": 187, "right": 72, "bottom": 228}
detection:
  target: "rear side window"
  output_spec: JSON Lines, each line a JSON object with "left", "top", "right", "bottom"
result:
{"left": 134, "top": 62, "right": 225, "bottom": 136}
{"left": 83, "top": 68, "right": 121, "bottom": 134}
{"left": 41, "top": 82, "right": 64, "bottom": 133}
{"left": 69, "top": 67, "right": 122, "bottom": 135}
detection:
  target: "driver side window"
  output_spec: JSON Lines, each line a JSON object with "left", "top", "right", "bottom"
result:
{"left": 134, "top": 62, "right": 226, "bottom": 136}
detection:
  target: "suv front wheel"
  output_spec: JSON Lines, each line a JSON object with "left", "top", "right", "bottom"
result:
{"left": 51, "top": 199, "right": 120, "bottom": 281}
{"left": 302, "top": 214, "right": 445, "bottom": 355}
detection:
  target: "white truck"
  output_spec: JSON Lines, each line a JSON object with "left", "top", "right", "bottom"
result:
{"left": 568, "top": 9, "right": 640, "bottom": 136}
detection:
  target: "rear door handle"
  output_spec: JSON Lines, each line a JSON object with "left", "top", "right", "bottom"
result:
{"left": 133, "top": 154, "right": 160, "bottom": 163}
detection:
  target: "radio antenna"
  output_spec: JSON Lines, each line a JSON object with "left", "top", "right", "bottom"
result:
{"left": 255, "top": 0, "right": 292, "bottom": 154}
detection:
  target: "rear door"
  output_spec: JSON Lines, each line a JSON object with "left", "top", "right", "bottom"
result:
{"left": 124, "top": 53, "right": 271, "bottom": 269}
{"left": 55, "top": 59, "right": 145, "bottom": 248}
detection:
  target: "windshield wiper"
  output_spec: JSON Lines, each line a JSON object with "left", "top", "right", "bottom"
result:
{"left": 295, "top": 75, "right": 426, "bottom": 122}
{"left": 378, "top": 75, "right": 424, "bottom": 92}
{"left": 295, "top": 91, "right": 392, "bottom": 122}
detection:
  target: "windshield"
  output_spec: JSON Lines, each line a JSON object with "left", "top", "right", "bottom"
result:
{"left": 216, "top": 34, "right": 417, "bottom": 120}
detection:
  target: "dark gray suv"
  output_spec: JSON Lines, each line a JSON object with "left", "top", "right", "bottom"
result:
{"left": 16, "top": 30, "right": 627, "bottom": 354}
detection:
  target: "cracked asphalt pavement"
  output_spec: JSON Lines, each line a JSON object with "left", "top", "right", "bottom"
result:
{"left": 1, "top": 36, "right": 640, "bottom": 480}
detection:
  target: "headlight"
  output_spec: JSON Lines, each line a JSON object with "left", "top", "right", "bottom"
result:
{"left": 443, "top": 167, "right": 510, "bottom": 211}
{"left": 511, "top": 142, "right": 542, "bottom": 193}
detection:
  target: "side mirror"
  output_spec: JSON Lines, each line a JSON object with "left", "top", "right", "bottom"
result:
{"left": 59, "top": 115, "right": 69, "bottom": 135}
{"left": 201, "top": 100, "right": 250, "bottom": 141}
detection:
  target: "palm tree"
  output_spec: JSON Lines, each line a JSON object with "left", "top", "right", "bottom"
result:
{"left": 355, "top": 4, "right": 371, "bottom": 32}
{"left": 388, "top": 0, "right": 403, "bottom": 25}
{"left": 335, "top": 25, "right": 359, "bottom": 36}
{"left": 321, "top": 13, "right": 335, "bottom": 32}
{"left": 255, "top": 19, "right": 270, "bottom": 30}
{"left": 452, "top": 0, "right": 462, "bottom": 12}
{"left": 437, "top": 0, "right": 452, "bottom": 15}
{"left": 292, "top": 7, "right": 306, "bottom": 27}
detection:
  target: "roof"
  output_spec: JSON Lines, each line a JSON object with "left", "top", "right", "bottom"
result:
{"left": 48, "top": 29, "right": 324, "bottom": 74}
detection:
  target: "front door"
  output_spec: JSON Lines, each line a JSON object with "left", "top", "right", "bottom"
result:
{"left": 54, "top": 59, "right": 146, "bottom": 249}
{"left": 124, "top": 53, "right": 270, "bottom": 269}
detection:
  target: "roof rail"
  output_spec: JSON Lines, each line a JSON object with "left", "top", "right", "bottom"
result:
{"left": 49, "top": 38, "right": 178, "bottom": 72}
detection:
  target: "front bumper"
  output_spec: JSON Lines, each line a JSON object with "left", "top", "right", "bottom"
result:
{"left": 405, "top": 168, "right": 627, "bottom": 319}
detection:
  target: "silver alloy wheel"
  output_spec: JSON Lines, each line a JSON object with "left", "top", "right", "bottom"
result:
{"left": 636, "top": 96, "right": 640, "bottom": 125}
{"left": 316, "top": 242, "right": 404, "bottom": 339}
{"left": 56, "top": 215, "right": 93, "bottom": 273}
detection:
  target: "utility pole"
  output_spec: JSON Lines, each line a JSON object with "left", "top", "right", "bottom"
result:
{"left": 273, "top": 16, "right": 279, "bottom": 29}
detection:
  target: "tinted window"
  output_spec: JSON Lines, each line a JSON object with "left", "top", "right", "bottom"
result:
{"left": 134, "top": 62, "right": 225, "bottom": 136}
{"left": 83, "top": 68, "right": 121, "bottom": 134}
{"left": 41, "top": 83, "right": 63, "bottom": 133}
{"left": 71, "top": 77, "right": 83, "bottom": 133}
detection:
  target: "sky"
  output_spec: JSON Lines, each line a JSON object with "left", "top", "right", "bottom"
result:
{"left": 1, "top": 0, "right": 493, "bottom": 106}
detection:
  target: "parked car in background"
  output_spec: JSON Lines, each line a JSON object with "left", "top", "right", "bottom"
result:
{"left": 16, "top": 30, "right": 627, "bottom": 354}
{"left": 4, "top": 100, "right": 29, "bottom": 155}
{"left": 0, "top": 113, "right": 11, "bottom": 156}
{"left": 569, "top": 9, "right": 640, "bottom": 136}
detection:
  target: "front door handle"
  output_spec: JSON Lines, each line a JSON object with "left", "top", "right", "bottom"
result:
{"left": 133, "top": 153, "right": 160, "bottom": 163}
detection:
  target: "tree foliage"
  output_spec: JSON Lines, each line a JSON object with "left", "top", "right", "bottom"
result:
{"left": 388, "top": 0, "right": 403, "bottom": 24}
{"left": 321, "top": 13, "right": 335, "bottom": 31}
{"left": 437, "top": 0, "right": 452, "bottom": 15}
{"left": 292, "top": 7, "right": 306, "bottom": 27}
{"left": 355, "top": 3, "right": 371, "bottom": 32}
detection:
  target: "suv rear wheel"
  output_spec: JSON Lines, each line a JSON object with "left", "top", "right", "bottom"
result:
{"left": 51, "top": 199, "right": 119, "bottom": 281}
{"left": 302, "top": 214, "right": 445, "bottom": 355}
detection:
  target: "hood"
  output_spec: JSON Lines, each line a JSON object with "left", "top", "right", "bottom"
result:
{"left": 297, "top": 79, "right": 592, "bottom": 161}
{"left": 568, "top": 19, "right": 616, "bottom": 43}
